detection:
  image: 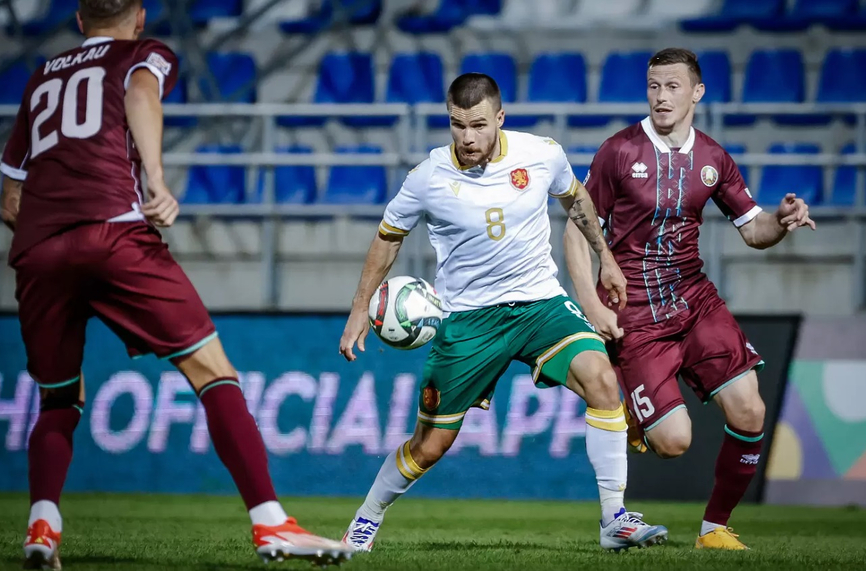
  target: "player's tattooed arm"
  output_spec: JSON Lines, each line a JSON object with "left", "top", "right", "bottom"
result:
{"left": 0, "top": 177, "right": 22, "bottom": 232}
{"left": 560, "top": 183, "right": 627, "bottom": 308}
{"left": 564, "top": 183, "right": 609, "bottom": 257}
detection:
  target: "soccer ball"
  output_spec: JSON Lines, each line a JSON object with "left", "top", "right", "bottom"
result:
{"left": 368, "top": 276, "right": 443, "bottom": 350}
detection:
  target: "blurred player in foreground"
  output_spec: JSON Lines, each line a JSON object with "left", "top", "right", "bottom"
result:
{"left": 570, "top": 48, "right": 815, "bottom": 550}
{"left": 338, "top": 73, "right": 669, "bottom": 554}
{"left": 0, "top": 0, "right": 352, "bottom": 567}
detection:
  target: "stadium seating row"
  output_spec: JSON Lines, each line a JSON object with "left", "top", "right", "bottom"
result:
{"left": 7, "top": 0, "right": 866, "bottom": 35}
{"left": 3, "top": 48, "right": 865, "bottom": 126}
{"left": 181, "top": 142, "right": 861, "bottom": 207}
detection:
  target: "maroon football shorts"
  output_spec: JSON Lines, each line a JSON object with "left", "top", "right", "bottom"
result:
{"left": 609, "top": 295, "right": 764, "bottom": 431}
{"left": 13, "top": 222, "right": 216, "bottom": 387}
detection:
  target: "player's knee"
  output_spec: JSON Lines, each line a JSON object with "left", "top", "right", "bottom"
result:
{"left": 587, "top": 367, "right": 620, "bottom": 410}
{"left": 731, "top": 397, "right": 766, "bottom": 432}
{"left": 651, "top": 432, "right": 691, "bottom": 459}
{"left": 408, "top": 429, "right": 456, "bottom": 469}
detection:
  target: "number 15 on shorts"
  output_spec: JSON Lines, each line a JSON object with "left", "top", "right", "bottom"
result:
{"left": 629, "top": 384, "right": 655, "bottom": 423}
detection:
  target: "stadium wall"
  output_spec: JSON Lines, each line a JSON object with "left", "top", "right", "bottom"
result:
{"left": 0, "top": 314, "right": 863, "bottom": 505}
{"left": 765, "top": 316, "right": 866, "bottom": 507}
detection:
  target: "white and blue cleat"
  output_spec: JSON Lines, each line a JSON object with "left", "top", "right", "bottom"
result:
{"left": 600, "top": 508, "right": 669, "bottom": 552}
{"left": 342, "top": 516, "right": 381, "bottom": 553}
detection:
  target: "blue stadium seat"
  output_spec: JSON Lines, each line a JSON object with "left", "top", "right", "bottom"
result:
{"left": 527, "top": 53, "right": 588, "bottom": 126}
{"left": 754, "top": 0, "right": 859, "bottom": 31}
{"left": 199, "top": 52, "right": 257, "bottom": 103}
{"left": 697, "top": 51, "right": 731, "bottom": 103}
{"left": 460, "top": 53, "right": 529, "bottom": 127}
{"left": 724, "top": 144, "right": 750, "bottom": 186}
{"left": 818, "top": 49, "right": 866, "bottom": 105}
{"left": 598, "top": 51, "right": 652, "bottom": 125}
{"left": 280, "top": 0, "right": 382, "bottom": 34}
{"left": 279, "top": 52, "right": 376, "bottom": 128}
{"left": 141, "top": 0, "right": 178, "bottom": 35}
{"left": 568, "top": 146, "right": 597, "bottom": 187}
{"left": 183, "top": 145, "right": 247, "bottom": 204}
{"left": 733, "top": 49, "right": 819, "bottom": 126}
{"left": 824, "top": 0, "right": 866, "bottom": 30}
{"left": 255, "top": 147, "right": 317, "bottom": 204}
{"left": 324, "top": 146, "right": 387, "bottom": 204}
{"left": 387, "top": 53, "right": 444, "bottom": 104}
{"left": 162, "top": 70, "right": 197, "bottom": 128}
{"left": 0, "top": 58, "right": 44, "bottom": 105}
{"left": 831, "top": 144, "right": 858, "bottom": 206}
{"left": 313, "top": 52, "right": 386, "bottom": 127}
{"left": 759, "top": 143, "right": 823, "bottom": 206}
{"left": 460, "top": 53, "right": 516, "bottom": 102}
{"left": 18, "top": 0, "right": 78, "bottom": 36}
{"left": 681, "top": 0, "right": 784, "bottom": 32}
{"left": 387, "top": 53, "right": 445, "bottom": 128}
{"left": 398, "top": 0, "right": 501, "bottom": 34}
{"left": 191, "top": 0, "right": 242, "bottom": 25}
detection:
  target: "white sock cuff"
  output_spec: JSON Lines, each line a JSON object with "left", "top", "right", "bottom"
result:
{"left": 249, "top": 501, "right": 288, "bottom": 527}
{"left": 29, "top": 500, "right": 62, "bottom": 532}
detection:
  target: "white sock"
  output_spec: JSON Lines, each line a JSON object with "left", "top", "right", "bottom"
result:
{"left": 701, "top": 520, "right": 725, "bottom": 536}
{"left": 29, "top": 500, "right": 62, "bottom": 532}
{"left": 585, "top": 405, "right": 628, "bottom": 526}
{"left": 249, "top": 501, "right": 288, "bottom": 526}
{"left": 356, "top": 441, "right": 427, "bottom": 522}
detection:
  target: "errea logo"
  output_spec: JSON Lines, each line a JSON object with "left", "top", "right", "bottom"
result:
{"left": 631, "top": 162, "right": 648, "bottom": 178}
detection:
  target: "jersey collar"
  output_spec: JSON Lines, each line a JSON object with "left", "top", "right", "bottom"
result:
{"left": 450, "top": 130, "right": 509, "bottom": 171}
{"left": 640, "top": 116, "right": 695, "bottom": 155}
{"left": 82, "top": 36, "right": 114, "bottom": 47}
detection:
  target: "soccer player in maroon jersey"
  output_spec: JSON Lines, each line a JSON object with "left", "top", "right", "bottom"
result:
{"left": 566, "top": 48, "right": 815, "bottom": 550}
{"left": 0, "top": 1, "right": 352, "bottom": 568}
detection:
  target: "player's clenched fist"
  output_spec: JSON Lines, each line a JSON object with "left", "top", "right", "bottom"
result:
{"left": 777, "top": 193, "right": 816, "bottom": 232}
{"left": 599, "top": 252, "right": 628, "bottom": 310}
{"left": 585, "top": 304, "right": 624, "bottom": 342}
{"left": 339, "top": 309, "right": 370, "bottom": 362}
{"left": 142, "top": 179, "right": 179, "bottom": 227}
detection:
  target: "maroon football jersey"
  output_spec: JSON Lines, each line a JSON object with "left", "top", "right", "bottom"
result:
{"left": 585, "top": 118, "right": 760, "bottom": 328}
{"left": 1, "top": 36, "right": 178, "bottom": 263}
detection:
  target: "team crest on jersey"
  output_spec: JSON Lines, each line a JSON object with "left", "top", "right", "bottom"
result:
{"left": 510, "top": 168, "right": 530, "bottom": 190}
{"left": 701, "top": 165, "right": 719, "bottom": 187}
{"left": 146, "top": 52, "right": 172, "bottom": 76}
{"left": 422, "top": 386, "right": 440, "bottom": 411}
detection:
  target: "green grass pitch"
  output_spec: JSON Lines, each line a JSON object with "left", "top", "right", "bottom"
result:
{"left": 1, "top": 493, "right": 864, "bottom": 570}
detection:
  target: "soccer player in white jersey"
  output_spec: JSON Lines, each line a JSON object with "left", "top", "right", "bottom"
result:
{"left": 337, "top": 73, "right": 668, "bottom": 553}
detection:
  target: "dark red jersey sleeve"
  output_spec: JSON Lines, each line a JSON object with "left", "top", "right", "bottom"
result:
{"left": 123, "top": 39, "right": 179, "bottom": 101}
{"left": 712, "top": 149, "right": 761, "bottom": 228}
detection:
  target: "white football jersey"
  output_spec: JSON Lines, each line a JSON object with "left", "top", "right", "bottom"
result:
{"left": 379, "top": 130, "right": 578, "bottom": 315}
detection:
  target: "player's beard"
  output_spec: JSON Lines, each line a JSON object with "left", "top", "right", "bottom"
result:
{"left": 458, "top": 138, "right": 496, "bottom": 168}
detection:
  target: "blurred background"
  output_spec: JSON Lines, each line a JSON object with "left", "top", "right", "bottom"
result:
{"left": 0, "top": 0, "right": 864, "bottom": 508}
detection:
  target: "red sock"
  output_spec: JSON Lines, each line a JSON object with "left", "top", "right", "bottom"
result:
{"left": 703, "top": 424, "right": 764, "bottom": 525}
{"left": 28, "top": 404, "right": 83, "bottom": 506}
{"left": 199, "top": 379, "right": 278, "bottom": 510}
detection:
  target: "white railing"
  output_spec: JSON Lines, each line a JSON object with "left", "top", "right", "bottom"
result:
{"left": 1, "top": 102, "right": 864, "bottom": 309}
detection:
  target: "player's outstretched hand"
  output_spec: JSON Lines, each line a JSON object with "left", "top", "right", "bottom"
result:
{"left": 777, "top": 193, "right": 816, "bottom": 232}
{"left": 599, "top": 252, "right": 628, "bottom": 310}
{"left": 339, "top": 309, "right": 370, "bottom": 362}
{"left": 143, "top": 179, "right": 180, "bottom": 227}
{"left": 586, "top": 304, "right": 624, "bottom": 341}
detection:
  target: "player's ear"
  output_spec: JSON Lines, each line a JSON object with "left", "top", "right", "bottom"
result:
{"left": 693, "top": 82, "right": 705, "bottom": 105}
{"left": 135, "top": 7, "right": 146, "bottom": 36}
{"left": 496, "top": 108, "right": 505, "bottom": 128}
{"left": 76, "top": 11, "right": 85, "bottom": 34}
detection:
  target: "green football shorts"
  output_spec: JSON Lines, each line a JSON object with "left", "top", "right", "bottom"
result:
{"left": 417, "top": 295, "right": 607, "bottom": 429}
